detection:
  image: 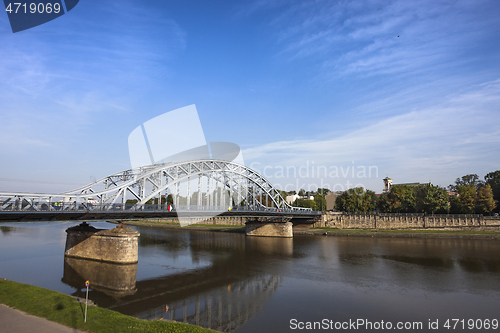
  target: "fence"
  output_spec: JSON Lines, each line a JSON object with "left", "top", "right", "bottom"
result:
{"left": 317, "top": 212, "right": 499, "bottom": 230}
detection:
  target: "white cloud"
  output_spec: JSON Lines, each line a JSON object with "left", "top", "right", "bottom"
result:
{"left": 243, "top": 79, "right": 500, "bottom": 192}
{"left": 264, "top": 0, "right": 500, "bottom": 80}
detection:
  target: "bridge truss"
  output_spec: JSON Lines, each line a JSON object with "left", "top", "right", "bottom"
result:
{"left": 0, "top": 160, "right": 311, "bottom": 213}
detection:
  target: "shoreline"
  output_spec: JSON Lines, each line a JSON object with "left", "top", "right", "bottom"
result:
{"left": 114, "top": 220, "right": 500, "bottom": 240}
{"left": 0, "top": 278, "right": 215, "bottom": 333}
{"left": 3, "top": 219, "right": 499, "bottom": 240}
{"left": 111, "top": 220, "right": 247, "bottom": 233}
{"left": 296, "top": 228, "right": 500, "bottom": 240}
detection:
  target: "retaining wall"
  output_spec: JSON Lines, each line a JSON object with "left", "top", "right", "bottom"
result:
{"left": 245, "top": 221, "right": 293, "bottom": 238}
{"left": 314, "top": 212, "right": 500, "bottom": 230}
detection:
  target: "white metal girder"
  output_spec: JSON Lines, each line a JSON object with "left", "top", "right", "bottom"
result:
{"left": 0, "top": 160, "right": 312, "bottom": 212}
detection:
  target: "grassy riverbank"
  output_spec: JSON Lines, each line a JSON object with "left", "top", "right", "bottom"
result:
{"left": 115, "top": 220, "right": 246, "bottom": 233}
{"left": 306, "top": 227, "right": 500, "bottom": 239}
{"left": 0, "top": 279, "right": 214, "bottom": 333}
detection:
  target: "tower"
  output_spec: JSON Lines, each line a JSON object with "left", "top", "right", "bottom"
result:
{"left": 383, "top": 177, "right": 393, "bottom": 194}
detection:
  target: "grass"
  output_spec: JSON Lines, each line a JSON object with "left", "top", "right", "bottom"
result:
{"left": 185, "top": 224, "right": 244, "bottom": 228}
{"left": 0, "top": 279, "right": 215, "bottom": 333}
{"left": 124, "top": 220, "right": 245, "bottom": 230}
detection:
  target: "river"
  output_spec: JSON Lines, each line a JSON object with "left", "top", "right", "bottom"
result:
{"left": 1, "top": 221, "right": 499, "bottom": 332}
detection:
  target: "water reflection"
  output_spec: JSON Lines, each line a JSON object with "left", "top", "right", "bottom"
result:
{"left": 295, "top": 237, "right": 500, "bottom": 293}
{"left": 0, "top": 225, "right": 16, "bottom": 236}
{"left": 142, "top": 275, "right": 281, "bottom": 332}
{"left": 62, "top": 227, "right": 293, "bottom": 332}
{"left": 0, "top": 225, "right": 15, "bottom": 235}
{"left": 62, "top": 257, "right": 137, "bottom": 297}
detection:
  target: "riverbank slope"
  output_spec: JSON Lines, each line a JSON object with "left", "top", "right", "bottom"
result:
{"left": 0, "top": 279, "right": 215, "bottom": 333}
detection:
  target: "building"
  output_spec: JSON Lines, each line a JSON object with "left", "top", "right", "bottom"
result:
{"left": 325, "top": 192, "right": 337, "bottom": 211}
{"left": 286, "top": 194, "right": 300, "bottom": 205}
{"left": 285, "top": 194, "right": 317, "bottom": 205}
{"left": 383, "top": 177, "right": 393, "bottom": 194}
{"left": 383, "top": 177, "right": 422, "bottom": 194}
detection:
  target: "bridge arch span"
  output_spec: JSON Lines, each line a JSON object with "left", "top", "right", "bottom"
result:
{"left": 0, "top": 160, "right": 311, "bottom": 213}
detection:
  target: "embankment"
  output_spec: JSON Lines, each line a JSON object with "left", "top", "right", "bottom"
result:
{"left": 0, "top": 279, "right": 215, "bottom": 333}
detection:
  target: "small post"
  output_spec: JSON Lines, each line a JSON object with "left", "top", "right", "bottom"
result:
{"left": 84, "top": 280, "right": 89, "bottom": 322}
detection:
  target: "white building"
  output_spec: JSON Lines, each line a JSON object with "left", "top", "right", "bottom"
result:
{"left": 286, "top": 194, "right": 300, "bottom": 204}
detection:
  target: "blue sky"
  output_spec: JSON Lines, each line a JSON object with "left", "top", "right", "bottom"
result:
{"left": 1, "top": 0, "right": 500, "bottom": 194}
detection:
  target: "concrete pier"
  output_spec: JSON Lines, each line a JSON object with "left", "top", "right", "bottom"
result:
{"left": 64, "top": 222, "right": 140, "bottom": 264}
{"left": 245, "top": 216, "right": 293, "bottom": 238}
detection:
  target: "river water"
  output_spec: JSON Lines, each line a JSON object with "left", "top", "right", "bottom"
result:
{"left": 1, "top": 221, "right": 499, "bottom": 332}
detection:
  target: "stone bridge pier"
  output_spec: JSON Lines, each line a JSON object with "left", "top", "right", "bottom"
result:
{"left": 245, "top": 216, "right": 293, "bottom": 238}
{"left": 64, "top": 222, "right": 140, "bottom": 263}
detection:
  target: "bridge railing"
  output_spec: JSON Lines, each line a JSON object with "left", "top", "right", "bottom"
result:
{"left": 0, "top": 200, "right": 320, "bottom": 215}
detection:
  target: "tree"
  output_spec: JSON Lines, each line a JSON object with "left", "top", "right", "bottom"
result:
{"left": 450, "top": 185, "right": 476, "bottom": 214}
{"left": 449, "top": 194, "right": 460, "bottom": 214}
{"left": 415, "top": 184, "right": 449, "bottom": 214}
{"left": 316, "top": 187, "right": 330, "bottom": 195}
{"left": 377, "top": 193, "right": 391, "bottom": 212}
{"left": 335, "top": 192, "right": 347, "bottom": 211}
{"left": 386, "top": 185, "right": 416, "bottom": 213}
{"left": 476, "top": 184, "right": 497, "bottom": 214}
{"left": 166, "top": 194, "right": 173, "bottom": 205}
{"left": 449, "top": 174, "right": 484, "bottom": 192}
{"left": 295, "top": 198, "right": 317, "bottom": 210}
{"left": 334, "top": 187, "right": 376, "bottom": 213}
{"left": 485, "top": 170, "right": 500, "bottom": 211}
{"left": 314, "top": 193, "right": 327, "bottom": 211}
{"left": 298, "top": 189, "right": 306, "bottom": 196}
{"left": 363, "top": 190, "right": 378, "bottom": 212}
{"left": 278, "top": 190, "right": 288, "bottom": 201}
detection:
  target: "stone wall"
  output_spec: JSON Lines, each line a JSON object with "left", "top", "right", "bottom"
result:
{"left": 142, "top": 216, "right": 249, "bottom": 226}
{"left": 245, "top": 221, "right": 293, "bottom": 238}
{"left": 315, "top": 212, "right": 500, "bottom": 230}
{"left": 143, "top": 215, "right": 321, "bottom": 226}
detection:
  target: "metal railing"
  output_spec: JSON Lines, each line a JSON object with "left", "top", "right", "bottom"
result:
{"left": 342, "top": 212, "right": 483, "bottom": 218}
{"left": 0, "top": 201, "right": 320, "bottom": 215}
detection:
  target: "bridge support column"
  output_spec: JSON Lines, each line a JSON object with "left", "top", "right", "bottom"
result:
{"left": 187, "top": 176, "right": 191, "bottom": 209}
{"left": 245, "top": 217, "right": 293, "bottom": 238}
{"left": 64, "top": 222, "right": 140, "bottom": 263}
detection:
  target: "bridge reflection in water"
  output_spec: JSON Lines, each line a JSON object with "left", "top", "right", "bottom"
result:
{"left": 142, "top": 275, "right": 281, "bottom": 332}
{"left": 61, "top": 229, "right": 292, "bottom": 332}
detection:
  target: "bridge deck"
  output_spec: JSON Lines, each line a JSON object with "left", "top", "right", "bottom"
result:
{"left": 0, "top": 209, "right": 320, "bottom": 222}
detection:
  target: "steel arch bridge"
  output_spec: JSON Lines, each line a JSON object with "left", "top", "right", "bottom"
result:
{"left": 0, "top": 160, "right": 311, "bottom": 214}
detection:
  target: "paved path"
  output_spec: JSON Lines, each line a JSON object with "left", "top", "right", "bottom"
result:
{"left": 0, "top": 304, "right": 85, "bottom": 333}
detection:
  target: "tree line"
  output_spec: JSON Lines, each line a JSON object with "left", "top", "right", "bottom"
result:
{"left": 282, "top": 188, "right": 328, "bottom": 211}
{"left": 123, "top": 170, "right": 500, "bottom": 214}
{"left": 334, "top": 171, "right": 499, "bottom": 214}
